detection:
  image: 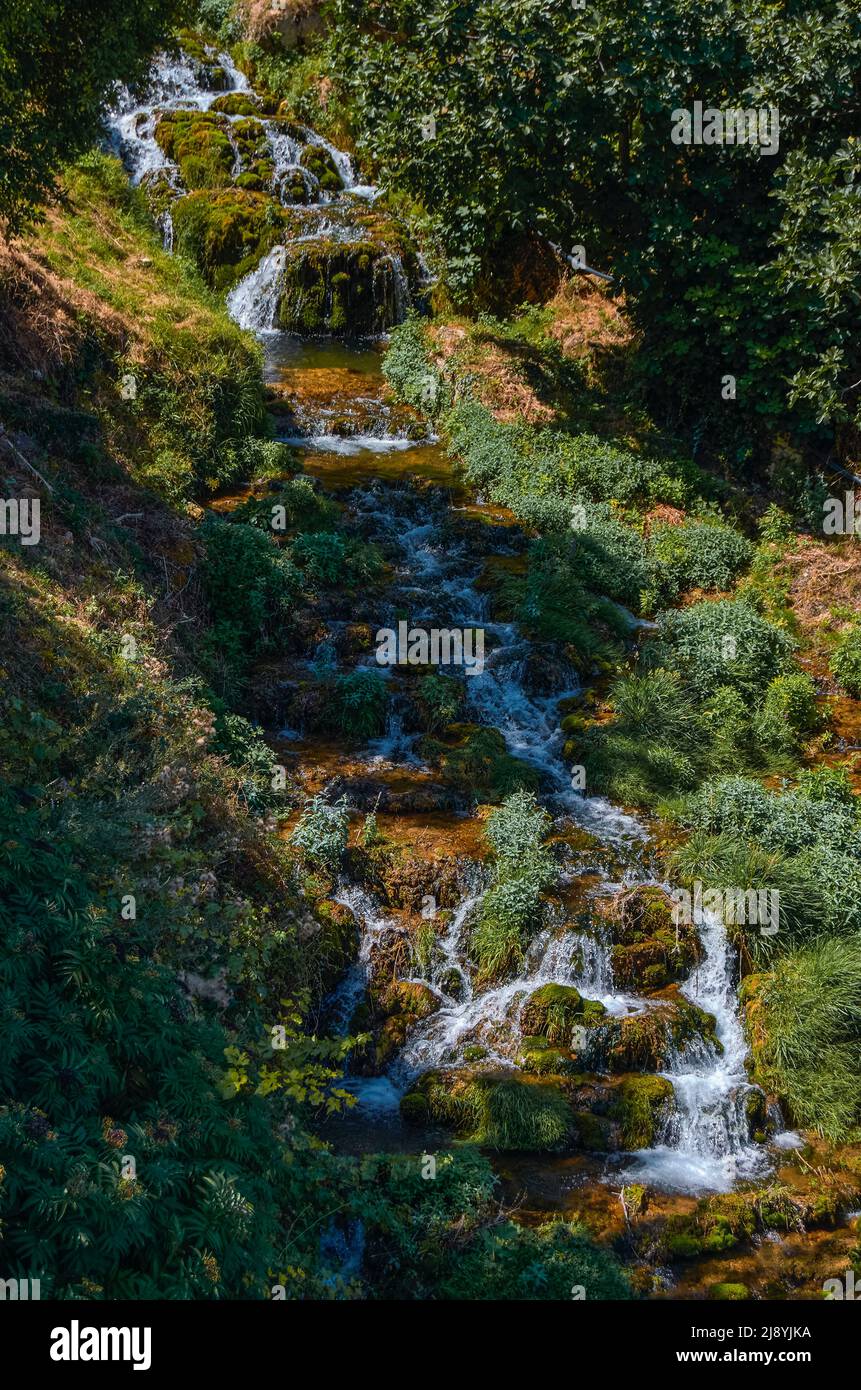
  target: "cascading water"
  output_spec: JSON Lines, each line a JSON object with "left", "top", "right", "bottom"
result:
{"left": 300, "top": 475, "right": 768, "bottom": 1196}
{"left": 105, "top": 48, "right": 413, "bottom": 337}
{"left": 129, "top": 43, "right": 771, "bottom": 1199}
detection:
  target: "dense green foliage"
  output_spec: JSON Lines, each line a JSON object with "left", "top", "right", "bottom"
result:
{"left": 0, "top": 0, "right": 185, "bottom": 231}
{"left": 333, "top": 0, "right": 861, "bottom": 454}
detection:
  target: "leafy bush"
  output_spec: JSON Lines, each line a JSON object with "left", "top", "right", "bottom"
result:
{"left": 648, "top": 599, "right": 795, "bottom": 701}
{"left": 483, "top": 789, "right": 555, "bottom": 887}
{"left": 832, "top": 619, "right": 861, "bottom": 697}
{"left": 211, "top": 710, "right": 280, "bottom": 812}
{"left": 292, "top": 531, "right": 384, "bottom": 590}
{"left": 680, "top": 774, "right": 861, "bottom": 859}
{"left": 330, "top": 670, "right": 389, "bottom": 740}
{"left": 645, "top": 520, "right": 753, "bottom": 610}
{"left": 438, "top": 1219, "right": 632, "bottom": 1300}
{"left": 199, "top": 513, "right": 300, "bottom": 652}
{"left": 416, "top": 672, "right": 465, "bottom": 731}
{"left": 757, "top": 673, "right": 822, "bottom": 753}
{"left": 290, "top": 795, "right": 350, "bottom": 870}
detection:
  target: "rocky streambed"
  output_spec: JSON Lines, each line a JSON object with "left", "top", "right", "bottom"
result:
{"left": 108, "top": 40, "right": 861, "bottom": 1301}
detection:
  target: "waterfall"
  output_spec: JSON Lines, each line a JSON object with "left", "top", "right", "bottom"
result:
{"left": 106, "top": 47, "right": 413, "bottom": 337}
{"left": 624, "top": 909, "right": 769, "bottom": 1193}
{"left": 226, "top": 246, "right": 287, "bottom": 332}
{"left": 310, "top": 470, "right": 768, "bottom": 1196}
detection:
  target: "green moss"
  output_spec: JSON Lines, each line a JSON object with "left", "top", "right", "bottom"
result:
{"left": 601, "top": 998, "right": 719, "bottom": 1072}
{"left": 614, "top": 1074, "right": 674, "bottom": 1148}
{"left": 710, "top": 1282, "right": 749, "bottom": 1301}
{"left": 299, "top": 142, "right": 344, "bottom": 193}
{"left": 172, "top": 189, "right": 284, "bottom": 289}
{"left": 520, "top": 982, "right": 606, "bottom": 1046}
{"left": 421, "top": 725, "right": 540, "bottom": 804}
{"left": 154, "top": 112, "right": 235, "bottom": 189}
{"left": 210, "top": 92, "right": 262, "bottom": 117}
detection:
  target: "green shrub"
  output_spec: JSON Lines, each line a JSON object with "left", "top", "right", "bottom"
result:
{"left": 200, "top": 514, "right": 300, "bottom": 652}
{"left": 832, "top": 619, "right": 861, "bottom": 697}
{"left": 330, "top": 670, "right": 389, "bottom": 740}
{"left": 483, "top": 789, "right": 555, "bottom": 888}
{"left": 290, "top": 795, "right": 350, "bottom": 869}
{"left": 645, "top": 519, "right": 753, "bottom": 609}
{"left": 211, "top": 710, "right": 279, "bottom": 812}
{"left": 437, "top": 1220, "right": 632, "bottom": 1300}
{"left": 648, "top": 599, "right": 795, "bottom": 701}
{"left": 757, "top": 673, "right": 822, "bottom": 752}
{"left": 416, "top": 672, "right": 465, "bottom": 731}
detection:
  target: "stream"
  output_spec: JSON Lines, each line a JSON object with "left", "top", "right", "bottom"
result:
{"left": 107, "top": 43, "right": 794, "bottom": 1214}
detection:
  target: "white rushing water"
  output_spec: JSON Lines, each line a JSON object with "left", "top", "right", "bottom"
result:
{"left": 105, "top": 47, "right": 410, "bottom": 334}
{"left": 114, "top": 47, "right": 769, "bottom": 1200}
{"left": 306, "top": 466, "right": 769, "bottom": 1195}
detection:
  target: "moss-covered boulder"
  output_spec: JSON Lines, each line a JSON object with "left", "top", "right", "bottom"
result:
{"left": 172, "top": 189, "right": 285, "bottom": 289}
{"left": 612, "top": 1074, "right": 675, "bottom": 1149}
{"left": 710, "top": 1282, "right": 749, "bottom": 1301}
{"left": 273, "top": 238, "right": 406, "bottom": 336}
{"left": 520, "top": 983, "right": 606, "bottom": 1046}
{"left": 372, "top": 980, "right": 440, "bottom": 1066}
{"left": 299, "top": 142, "right": 344, "bottom": 194}
{"left": 518, "top": 1035, "right": 579, "bottom": 1076}
{"left": 400, "top": 1068, "right": 573, "bottom": 1151}
{"left": 154, "top": 111, "right": 236, "bottom": 188}
{"left": 606, "top": 885, "right": 702, "bottom": 993}
{"left": 210, "top": 92, "right": 264, "bottom": 117}
{"left": 420, "top": 724, "right": 540, "bottom": 804}
{"left": 307, "top": 898, "right": 360, "bottom": 995}
{"left": 595, "top": 996, "right": 720, "bottom": 1073}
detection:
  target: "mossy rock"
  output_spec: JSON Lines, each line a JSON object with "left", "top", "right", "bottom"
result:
{"left": 299, "top": 142, "right": 343, "bottom": 193}
{"left": 310, "top": 899, "right": 360, "bottom": 994}
{"left": 279, "top": 168, "right": 312, "bottom": 205}
{"left": 273, "top": 237, "right": 412, "bottom": 337}
{"left": 613, "top": 1074, "right": 675, "bottom": 1149}
{"left": 596, "top": 997, "right": 719, "bottom": 1073}
{"left": 570, "top": 1109, "right": 617, "bottom": 1152}
{"left": 171, "top": 188, "right": 285, "bottom": 289}
{"left": 402, "top": 1068, "right": 572, "bottom": 1151}
{"left": 210, "top": 92, "right": 262, "bottom": 117}
{"left": 663, "top": 1192, "right": 757, "bottom": 1261}
{"left": 399, "top": 1089, "right": 429, "bottom": 1124}
{"left": 710, "top": 1282, "right": 749, "bottom": 1301}
{"left": 377, "top": 979, "right": 440, "bottom": 1021}
{"left": 605, "top": 883, "right": 701, "bottom": 993}
{"left": 154, "top": 111, "right": 235, "bottom": 189}
{"left": 421, "top": 725, "right": 540, "bottom": 804}
{"left": 520, "top": 983, "right": 606, "bottom": 1046}
{"left": 518, "top": 1035, "right": 577, "bottom": 1076}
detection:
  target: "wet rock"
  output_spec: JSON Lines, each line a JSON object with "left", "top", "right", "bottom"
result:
{"left": 518, "top": 641, "right": 577, "bottom": 697}
{"left": 592, "top": 996, "right": 720, "bottom": 1073}
{"left": 350, "top": 841, "right": 463, "bottom": 912}
{"left": 602, "top": 885, "right": 702, "bottom": 993}
{"left": 520, "top": 982, "right": 606, "bottom": 1046}
{"left": 612, "top": 1074, "right": 675, "bottom": 1149}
